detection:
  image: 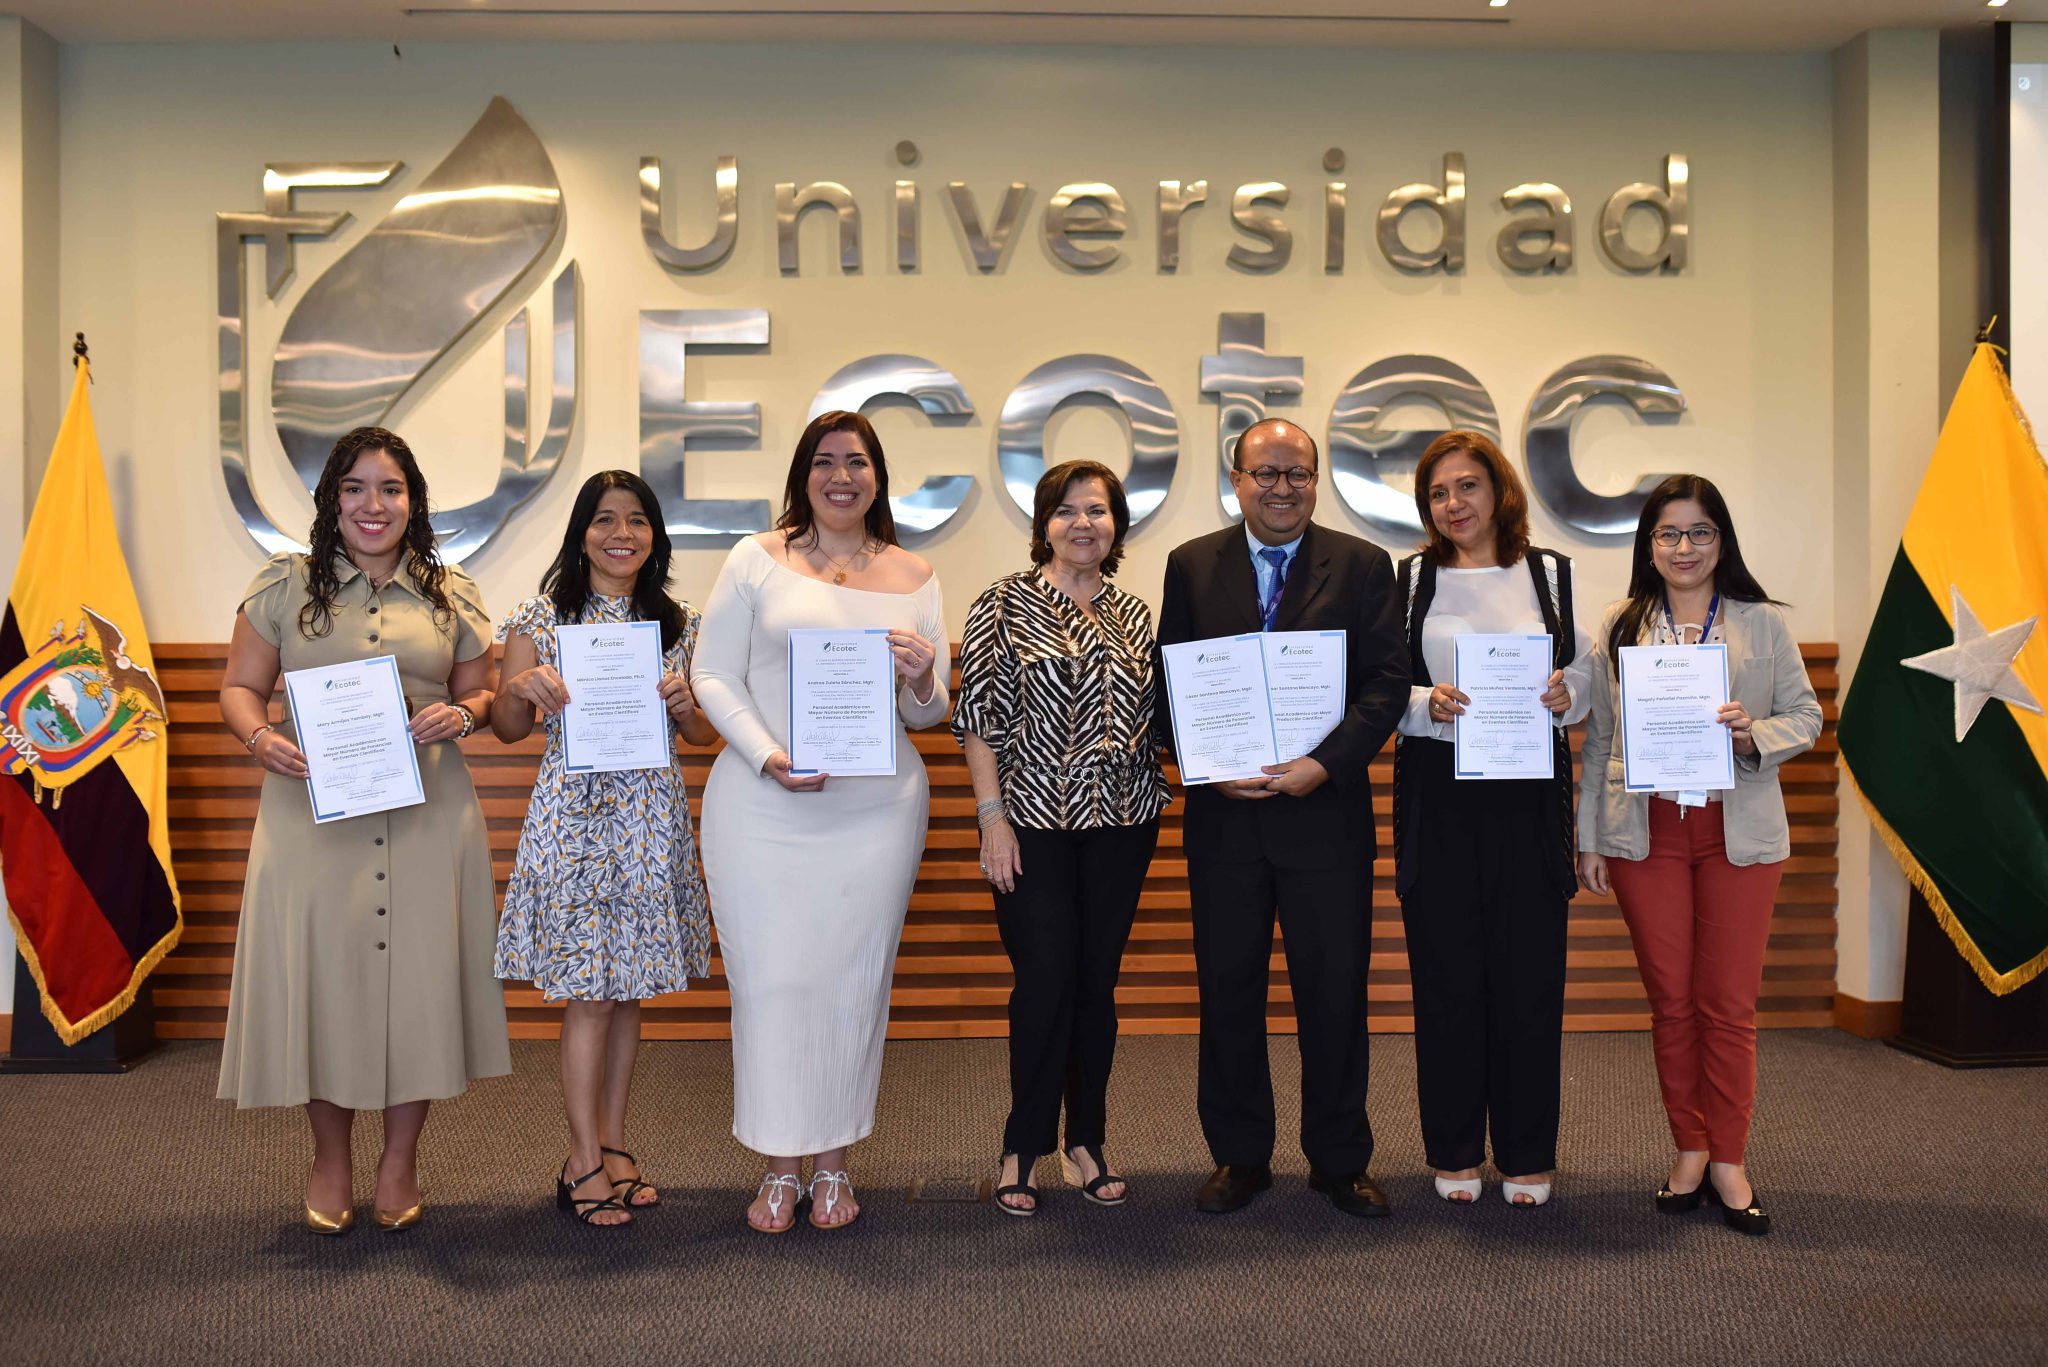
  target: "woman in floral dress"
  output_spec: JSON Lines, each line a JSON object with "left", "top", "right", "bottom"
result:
{"left": 491, "top": 471, "right": 716, "bottom": 1227}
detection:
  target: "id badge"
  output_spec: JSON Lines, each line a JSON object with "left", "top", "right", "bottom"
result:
{"left": 1676, "top": 790, "right": 1708, "bottom": 808}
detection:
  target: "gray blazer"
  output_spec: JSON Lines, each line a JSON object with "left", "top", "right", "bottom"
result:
{"left": 1578, "top": 598, "right": 1823, "bottom": 866}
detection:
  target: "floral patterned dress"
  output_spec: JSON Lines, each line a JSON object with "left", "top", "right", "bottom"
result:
{"left": 492, "top": 593, "right": 712, "bottom": 1001}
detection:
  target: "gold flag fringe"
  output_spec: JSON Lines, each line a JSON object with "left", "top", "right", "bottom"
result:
{"left": 1840, "top": 758, "right": 2048, "bottom": 997}
{"left": 2, "top": 857, "right": 184, "bottom": 1047}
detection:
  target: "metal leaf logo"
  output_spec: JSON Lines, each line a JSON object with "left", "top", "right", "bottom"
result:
{"left": 216, "top": 96, "right": 581, "bottom": 563}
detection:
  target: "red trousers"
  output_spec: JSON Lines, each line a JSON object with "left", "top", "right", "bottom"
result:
{"left": 1606, "top": 800, "right": 1783, "bottom": 1163}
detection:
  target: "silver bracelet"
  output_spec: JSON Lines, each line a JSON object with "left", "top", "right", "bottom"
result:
{"left": 976, "top": 798, "right": 1008, "bottom": 829}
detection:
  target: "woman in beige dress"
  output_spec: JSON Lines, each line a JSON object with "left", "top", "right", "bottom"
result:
{"left": 217, "top": 426, "right": 509, "bottom": 1235}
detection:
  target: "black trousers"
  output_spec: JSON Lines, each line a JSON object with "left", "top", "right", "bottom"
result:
{"left": 1398, "top": 740, "right": 1569, "bottom": 1176}
{"left": 1189, "top": 853, "right": 1375, "bottom": 1175}
{"left": 993, "top": 819, "right": 1160, "bottom": 1158}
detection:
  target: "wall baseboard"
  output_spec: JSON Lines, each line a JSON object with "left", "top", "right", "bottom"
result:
{"left": 1834, "top": 993, "right": 1903, "bottom": 1039}
{"left": 0, "top": 1014, "right": 10, "bottom": 1053}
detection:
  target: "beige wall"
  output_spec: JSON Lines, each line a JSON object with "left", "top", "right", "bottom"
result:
{"left": 51, "top": 41, "right": 1836, "bottom": 647}
{"left": 1831, "top": 29, "right": 1940, "bottom": 1005}
{"left": 0, "top": 16, "right": 58, "bottom": 1016}
{"left": 14, "top": 34, "right": 1973, "bottom": 1017}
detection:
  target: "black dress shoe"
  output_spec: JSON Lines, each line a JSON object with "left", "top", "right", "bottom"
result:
{"left": 1195, "top": 1164, "right": 1273, "bottom": 1214}
{"left": 1705, "top": 1178, "right": 1772, "bottom": 1236}
{"left": 1308, "top": 1170, "right": 1392, "bottom": 1219}
{"left": 1654, "top": 1182, "right": 1706, "bottom": 1214}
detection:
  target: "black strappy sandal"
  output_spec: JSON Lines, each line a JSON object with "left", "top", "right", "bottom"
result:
{"left": 557, "top": 1161, "right": 631, "bottom": 1226}
{"left": 1061, "top": 1144, "right": 1129, "bottom": 1207}
{"left": 994, "top": 1152, "right": 1041, "bottom": 1218}
{"left": 602, "top": 1146, "right": 659, "bottom": 1208}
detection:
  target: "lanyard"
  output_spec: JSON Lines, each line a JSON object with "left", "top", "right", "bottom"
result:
{"left": 1662, "top": 589, "right": 1720, "bottom": 644}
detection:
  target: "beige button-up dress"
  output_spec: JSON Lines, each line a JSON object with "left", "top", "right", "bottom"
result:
{"left": 217, "top": 553, "right": 511, "bottom": 1110}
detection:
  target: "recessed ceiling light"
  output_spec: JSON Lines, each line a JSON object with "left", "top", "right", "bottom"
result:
{"left": 1490, "top": 1, "right": 1510, "bottom": 7}
{"left": 1988, "top": 0, "right": 2009, "bottom": 8}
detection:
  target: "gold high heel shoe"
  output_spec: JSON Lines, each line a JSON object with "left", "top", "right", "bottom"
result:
{"left": 373, "top": 1201, "right": 423, "bottom": 1231}
{"left": 304, "top": 1205, "right": 355, "bottom": 1236}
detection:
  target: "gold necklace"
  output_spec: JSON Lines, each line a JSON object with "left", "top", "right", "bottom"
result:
{"left": 817, "top": 537, "right": 871, "bottom": 585}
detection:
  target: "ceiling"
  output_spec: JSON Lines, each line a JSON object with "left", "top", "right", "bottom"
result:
{"left": 6, "top": 0, "right": 2030, "bottom": 51}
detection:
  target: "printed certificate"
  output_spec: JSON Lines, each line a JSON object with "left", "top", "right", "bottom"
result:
{"left": 1619, "top": 644, "right": 1736, "bottom": 793}
{"left": 1452, "top": 633, "right": 1554, "bottom": 780}
{"left": 1161, "top": 634, "right": 1280, "bottom": 784}
{"left": 1261, "top": 630, "right": 1347, "bottom": 763}
{"left": 787, "top": 628, "right": 897, "bottom": 777}
{"left": 282, "top": 655, "right": 425, "bottom": 824}
{"left": 557, "top": 621, "right": 671, "bottom": 773}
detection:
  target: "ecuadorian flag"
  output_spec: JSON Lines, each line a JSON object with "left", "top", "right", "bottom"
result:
{"left": 0, "top": 360, "right": 181, "bottom": 1043}
{"left": 1838, "top": 342, "right": 2048, "bottom": 995}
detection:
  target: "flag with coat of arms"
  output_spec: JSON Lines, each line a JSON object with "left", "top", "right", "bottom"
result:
{"left": 0, "top": 357, "right": 181, "bottom": 1044}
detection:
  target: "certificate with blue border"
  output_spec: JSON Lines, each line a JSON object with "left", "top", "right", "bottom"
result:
{"left": 787, "top": 628, "right": 897, "bottom": 777}
{"left": 1618, "top": 643, "right": 1735, "bottom": 794}
{"left": 282, "top": 655, "right": 426, "bottom": 824}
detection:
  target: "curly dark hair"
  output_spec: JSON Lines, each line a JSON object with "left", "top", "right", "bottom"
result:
{"left": 541, "top": 470, "right": 685, "bottom": 652}
{"left": 1029, "top": 459, "right": 1130, "bottom": 575}
{"left": 299, "top": 426, "right": 453, "bottom": 639}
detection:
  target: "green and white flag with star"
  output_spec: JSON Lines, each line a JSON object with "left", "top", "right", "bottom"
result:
{"left": 1839, "top": 342, "right": 2048, "bottom": 994}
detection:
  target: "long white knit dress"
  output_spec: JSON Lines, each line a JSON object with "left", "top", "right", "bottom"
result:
{"left": 691, "top": 537, "right": 950, "bottom": 1156}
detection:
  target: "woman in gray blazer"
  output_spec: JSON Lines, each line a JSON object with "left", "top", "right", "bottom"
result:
{"left": 1577, "top": 475, "right": 1821, "bottom": 1237}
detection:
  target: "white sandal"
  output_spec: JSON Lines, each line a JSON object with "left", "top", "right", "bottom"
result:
{"left": 1502, "top": 1179, "right": 1553, "bottom": 1208}
{"left": 1433, "top": 1174, "right": 1483, "bottom": 1203}
{"left": 750, "top": 1173, "right": 804, "bottom": 1235}
{"left": 807, "top": 1169, "right": 859, "bottom": 1230}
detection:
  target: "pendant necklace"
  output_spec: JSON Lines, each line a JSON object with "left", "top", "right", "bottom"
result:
{"left": 820, "top": 538, "right": 869, "bottom": 585}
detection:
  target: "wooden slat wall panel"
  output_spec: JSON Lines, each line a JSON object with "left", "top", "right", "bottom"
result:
{"left": 153, "top": 643, "right": 1840, "bottom": 1040}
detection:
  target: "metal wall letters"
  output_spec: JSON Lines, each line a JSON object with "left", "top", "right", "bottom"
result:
{"left": 777, "top": 181, "right": 861, "bottom": 274}
{"left": 997, "top": 356, "right": 1178, "bottom": 528}
{"left": 1599, "top": 154, "right": 1689, "bottom": 273}
{"left": 947, "top": 182, "right": 1030, "bottom": 272}
{"left": 1200, "top": 313, "right": 1304, "bottom": 521}
{"left": 641, "top": 155, "right": 739, "bottom": 273}
{"left": 1328, "top": 356, "right": 1502, "bottom": 546}
{"left": 1227, "top": 183, "right": 1292, "bottom": 273}
{"left": 1497, "top": 182, "right": 1574, "bottom": 273}
{"left": 807, "top": 355, "right": 976, "bottom": 539}
{"left": 1043, "top": 184, "right": 1128, "bottom": 271}
{"left": 1377, "top": 153, "right": 1466, "bottom": 273}
{"left": 639, "top": 308, "right": 773, "bottom": 544}
{"left": 1523, "top": 355, "right": 1686, "bottom": 533}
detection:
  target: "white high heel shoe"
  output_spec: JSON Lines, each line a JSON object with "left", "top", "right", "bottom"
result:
{"left": 1502, "top": 1179, "right": 1553, "bottom": 1207}
{"left": 1433, "top": 1173, "right": 1483, "bottom": 1203}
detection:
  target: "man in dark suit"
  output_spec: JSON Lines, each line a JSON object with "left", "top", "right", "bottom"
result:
{"left": 1155, "top": 417, "right": 1410, "bottom": 1218}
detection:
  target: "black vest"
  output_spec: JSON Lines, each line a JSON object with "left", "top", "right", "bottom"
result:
{"left": 1390, "top": 548, "right": 1578, "bottom": 898}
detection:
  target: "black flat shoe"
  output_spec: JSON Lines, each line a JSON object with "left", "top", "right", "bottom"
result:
{"left": 1196, "top": 1163, "right": 1272, "bottom": 1214}
{"left": 1308, "top": 1169, "right": 1392, "bottom": 1220}
{"left": 1705, "top": 1178, "right": 1772, "bottom": 1236}
{"left": 1655, "top": 1182, "right": 1706, "bottom": 1214}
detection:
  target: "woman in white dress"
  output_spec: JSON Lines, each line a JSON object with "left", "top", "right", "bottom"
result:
{"left": 692, "top": 410, "right": 948, "bottom": 1234}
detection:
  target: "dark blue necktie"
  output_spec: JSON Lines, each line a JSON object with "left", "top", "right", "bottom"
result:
{"left": 1258, "top": 547, "right": 1289, "bottom": 630}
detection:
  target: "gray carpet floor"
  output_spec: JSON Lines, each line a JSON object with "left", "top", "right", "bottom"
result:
{"left": 1, "top": 1031, "right": 2043, "bottom": 1365}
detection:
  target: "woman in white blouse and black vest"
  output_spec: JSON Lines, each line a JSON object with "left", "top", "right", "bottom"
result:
{"left": 953, "top": 460, "right": 1171, "bottom": 1218}
{"left": 1392, "top": 431, "right": 1593, "bottom": 1209}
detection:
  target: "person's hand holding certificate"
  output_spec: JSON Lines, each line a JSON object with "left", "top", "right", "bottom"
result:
{"left": 557, "top": 622, "right": 671, "bottom": 773}
{"left": 1453, "top": 634, "right": 1554, "bottom": 780}
{"left": 283, "top": 656, "right": 426, "bottom": 823}
{"left": 788, "top": 628, "right": 896, "bottom": 777}
{"left": 1619, "top": 644, "right": 1735, "bottom": 794}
